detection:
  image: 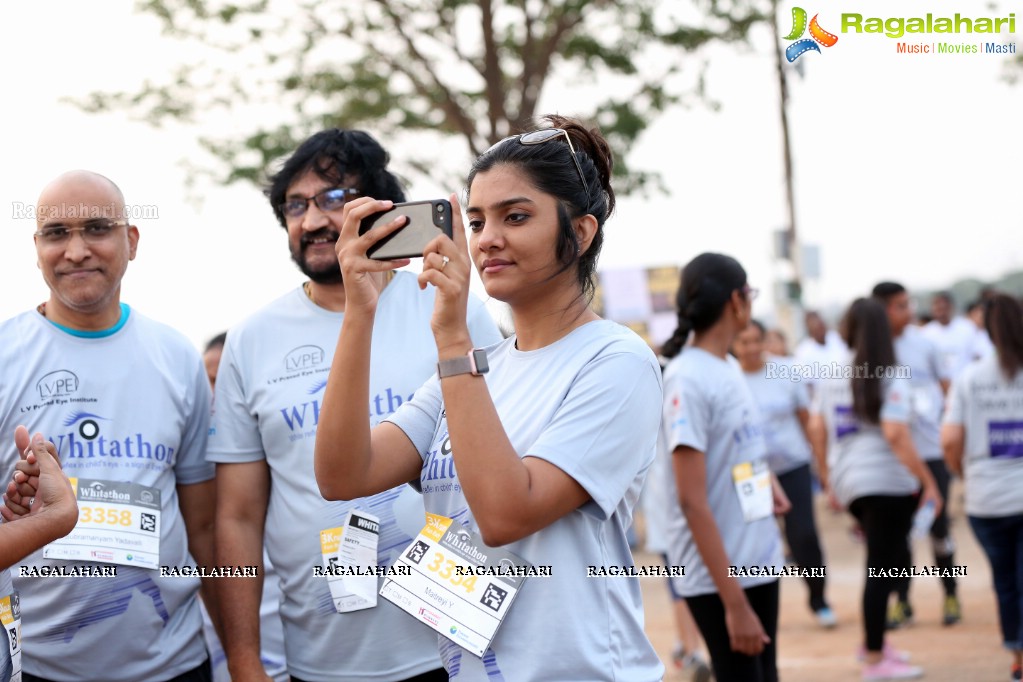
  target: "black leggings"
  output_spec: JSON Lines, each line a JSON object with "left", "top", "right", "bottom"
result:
{"left": 686, "top": 581, "right": 779, "bottom": 682}
{"left": 25, "top": 658, "right": 211, "bottom": 682}
{"left": 778, "top": 463, "right": 828, "bottom": 611}
{"left": 897, "top": 458, "right": 957, "bottom": 600}
{"left": 849, "top": 494, "right": 916, "bottom": 651}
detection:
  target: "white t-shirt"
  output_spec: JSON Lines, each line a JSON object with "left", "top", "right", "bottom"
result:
{"left": 0, "top": 308, "right": 212, "bottom": 682}
{"left": 923, "top": 317, "right": 980, "bottom": 379}
{"left": 894, "top": 327, "right": 950, "bottom": 461}
{"left": 742, "top": 359, "right": 812, "bottom": 475}
{"left": 943, "top": 354, "right": 1023, "bottom": 517}
{"left": 661, "top": 348, "right": 784, "bottom": 598}
{"left": 811, "top": 362, "right": 918, "bottom": 507}
{"left": 793, "top": 330, "right": 848, "bottom": 388}
{"left": 207, "top": 273, "right": 501, "bottom": 682}
{"left": 388, "top": 320, "right": 665, "bottom": 682}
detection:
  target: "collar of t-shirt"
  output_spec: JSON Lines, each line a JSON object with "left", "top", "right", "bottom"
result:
{"left": 44, "top": 302, "right": 131, "bottom": 338}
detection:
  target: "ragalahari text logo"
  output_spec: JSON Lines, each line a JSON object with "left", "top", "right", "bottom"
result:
{"left": 784, "top": 7, "right": 839, "bottom": 62}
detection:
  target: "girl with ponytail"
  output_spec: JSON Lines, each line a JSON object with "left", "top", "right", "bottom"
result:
{"left": 660, "top": 253, "right": 788, "bottom": 682}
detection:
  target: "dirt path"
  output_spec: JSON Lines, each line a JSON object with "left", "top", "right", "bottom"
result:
{"left": 638, "top": 479, "right": 999, "bottom": 680}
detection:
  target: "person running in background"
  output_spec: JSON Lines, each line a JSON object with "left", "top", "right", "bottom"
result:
{"left": 922, "top": 291, "right": 979, "bottom": 379}
{"left": 200, "top": 332, "right": 289, "bottom": 682}
{"left": 660, "top": 253, "right": 789, "bottom": 682}
{"left": 809, "top": 297, "right": 942, "bottom": 681}
{"left": 872, "top": 282, "right": 960, "bottom": 629}
{"left": 942, "top": 293, "right": 1023, "bottom": 682}
{"left": 734, "top": 319, "right": 835, "bottom": 629}
{"left": 316, "top": 115, "right": 666, "bottom": 681}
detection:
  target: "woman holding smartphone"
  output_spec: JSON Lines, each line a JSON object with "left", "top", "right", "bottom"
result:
{"left": 942, "top": 294, "right": 1023, "bottom": 682}
{"left": 660, "top": 252, "right": 789, "bottom": 682}
{"left": 809, "top": 298, "right": 942, "bottom": 681}
{"left": 314, "top": 115, "right": 664, "bottom": 681}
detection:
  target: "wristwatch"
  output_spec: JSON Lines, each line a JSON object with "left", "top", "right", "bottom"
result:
{"left": 437, "top": 348, "right": 489, "bottom": 378}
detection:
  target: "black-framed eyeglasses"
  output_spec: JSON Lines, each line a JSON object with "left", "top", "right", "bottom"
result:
{"left": 279, "top": 187, "right": 360, "bottom": 220}
{"left": 489, "top": 128, "right": 588, "bottom": 195}
{"left": 742, "top": 284, "right": 760, "bottom": 301}
{"left": 34, "top": 219, "right": 129, "bottom": 245}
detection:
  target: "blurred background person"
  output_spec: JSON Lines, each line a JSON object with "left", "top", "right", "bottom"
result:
{"left": 965, "top": 298, "right": 995, "bottom": 362}
{"left": 809, "top": 297, "right": 941, "bottom": 681}
{"left": 794, "top": 311, "right": 848, "bottom": 398}
{"left": 734, "top": 320, "right": 835, "bottom": 629}
{"left": 942, "top": 294, "right": 1023, "bottom": 682}
{"left": 923, "top": 291, "right": 979, "bottom": 379}
{"left": 764, "top": 327, "right": 790, "bottom": 358}
{"left": 872, "top": 282, "right": 960, "bottom": 629}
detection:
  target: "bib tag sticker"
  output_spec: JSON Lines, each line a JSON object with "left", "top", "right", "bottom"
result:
{"left": 732, "top": 460, "right": 772, "bottom": 523}
{"left": 1, "top": 590, "right": 22, "bottom": 682}
{"left": 380, "top": 513, "right": 530, "bottom": 657}
{"left": 320, "top": 510, "right": 380, "bottom": 613}
{"left": 44, "top": 478, "right": 161, "bottom": 569}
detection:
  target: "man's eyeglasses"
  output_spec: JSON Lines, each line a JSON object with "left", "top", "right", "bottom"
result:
{"left": 279, "top": 187, "right": 360, "bottom": 220}
{"left": 489, "top": 128, "right": 588, "bottom": 195}
{"left": 743, "top": 284, "right": 760, "bottom": 301}
{"left": 34, "top": 219, "right": 129, "bottom": 244}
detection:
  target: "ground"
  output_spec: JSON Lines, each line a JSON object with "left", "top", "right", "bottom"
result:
{"left": 638, "top": 479, "right": 1001, "bottom": 680}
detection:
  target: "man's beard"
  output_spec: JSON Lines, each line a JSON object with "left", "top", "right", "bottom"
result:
{"left": 290, "top": 230, "right": 343, "bottom": 284}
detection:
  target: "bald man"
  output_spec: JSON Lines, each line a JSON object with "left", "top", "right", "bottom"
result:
{"left": 0, "top": 171, "right": 218, "bottom": 682}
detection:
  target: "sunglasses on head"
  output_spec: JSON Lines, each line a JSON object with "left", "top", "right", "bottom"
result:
{"left": 487, "top": 128, "right": 588, "bottom": 195}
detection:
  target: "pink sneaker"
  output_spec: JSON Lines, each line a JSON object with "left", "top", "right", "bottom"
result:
{"left": 856, "top": 644, "right": 912, "bottom": 663}
{"left": 862, "top": 658, "right": 923, "bottom": 680}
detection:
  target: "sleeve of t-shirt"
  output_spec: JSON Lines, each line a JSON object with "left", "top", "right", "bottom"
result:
{"left": 942, "top": 373, "right": 968, "bottom": 426}
{"left": 664, "top": 365, "right": 711, "bottom": 454}
{"left": 880, "top": 378, "right": 911, "bottom": 424}
{"left": 206, "top": 333, "right": 265, "bottom": 463}
{"left": 526, "top": 350, "right": 663, "bottom": 521}
{"left": 174, "top": 354, "right": 216, "bottom": 484}
{"left": 466, "top": 296, "right": 504, "bottom": 347}
{"left": 386, "top": 374, "right": 444, "bottom": 458}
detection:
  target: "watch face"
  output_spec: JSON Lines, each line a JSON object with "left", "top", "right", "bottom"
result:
{"left": 472, "top": 349, "right": 490, "bottom": 374}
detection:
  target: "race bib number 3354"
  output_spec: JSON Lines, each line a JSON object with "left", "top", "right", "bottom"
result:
{"left": 380, "top": 514, "right": 531, "bottom": 657}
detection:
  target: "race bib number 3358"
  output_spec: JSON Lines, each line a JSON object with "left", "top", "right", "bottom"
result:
{"left": 43, "top": 478, "right": 161, "bottom": 569}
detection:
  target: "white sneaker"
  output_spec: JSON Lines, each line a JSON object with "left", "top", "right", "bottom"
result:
{"left": 862, "top": 659, "right": 923, "bottom": 680}
{"left": 856, "top": 644, "right": 911, "bottom": 663}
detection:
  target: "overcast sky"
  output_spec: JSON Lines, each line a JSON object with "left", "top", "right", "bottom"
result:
{"left": 1, "top": 0, "right": 1019, "bottom": 350}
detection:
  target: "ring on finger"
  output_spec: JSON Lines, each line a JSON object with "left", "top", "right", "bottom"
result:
{"left": 440, "top": 255, "right": 450, "bottom": 270}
